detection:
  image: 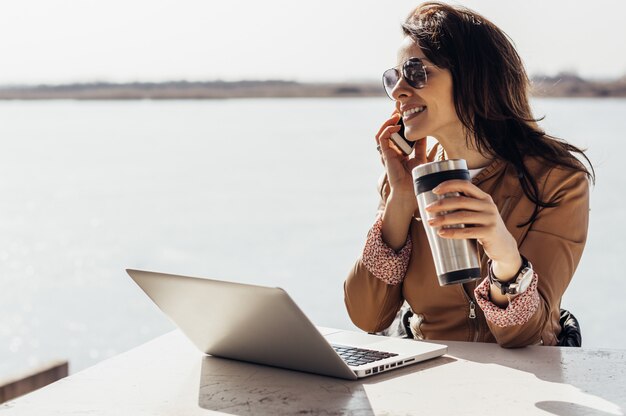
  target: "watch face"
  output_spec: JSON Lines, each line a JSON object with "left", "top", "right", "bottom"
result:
{"left": 517, "top": 268, "right": 534, "bottom": 293}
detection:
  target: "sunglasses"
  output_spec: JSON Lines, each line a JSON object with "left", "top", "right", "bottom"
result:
{"left": 382, "top": 57, "right": 428, "bottom": 99}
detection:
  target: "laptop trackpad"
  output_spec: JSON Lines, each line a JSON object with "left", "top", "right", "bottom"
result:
{"left": 325, "top": 331, "right": 389, "bottom": 347}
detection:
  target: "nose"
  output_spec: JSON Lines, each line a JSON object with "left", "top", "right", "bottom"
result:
{"left": 391, "top": 75, "right": 414, "bottom": 102}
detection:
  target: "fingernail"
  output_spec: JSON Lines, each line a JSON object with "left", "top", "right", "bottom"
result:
{"left": 437, "top": 229, "right": 448, "bottom": 236}
{"left": 432, "top": 186, "right": 441, "bottom": 194}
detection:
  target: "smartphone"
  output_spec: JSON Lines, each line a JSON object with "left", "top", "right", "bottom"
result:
{"left": 390, "top": 118, "right": 416, "bottom": 155}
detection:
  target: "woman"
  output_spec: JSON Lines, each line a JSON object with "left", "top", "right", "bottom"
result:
{"left": 344, "top": 2, "right": 593, "bottom": 347}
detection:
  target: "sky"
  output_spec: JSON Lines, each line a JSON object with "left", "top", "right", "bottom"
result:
{"left": 1, "top": 0, "right": 625, "bottom": 85}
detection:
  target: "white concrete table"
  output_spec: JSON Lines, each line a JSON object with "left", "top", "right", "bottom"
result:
{"left": 1, "top": 330, "right": 624, "bottom": 415}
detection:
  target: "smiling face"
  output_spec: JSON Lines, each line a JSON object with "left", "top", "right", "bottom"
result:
{"left": 391, "top": 36, "right": 465, "bottom": 143}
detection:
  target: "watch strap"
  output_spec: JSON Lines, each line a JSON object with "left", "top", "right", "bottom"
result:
{"left": 488, "top": 255, "right": 532, "bottom": 295}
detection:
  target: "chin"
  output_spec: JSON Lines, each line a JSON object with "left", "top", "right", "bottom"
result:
{"left": 405, "top": 126, "right": 427, "bottom": 142}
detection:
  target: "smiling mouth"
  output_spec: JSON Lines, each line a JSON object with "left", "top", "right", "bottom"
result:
{"left": 403, "top": 106, "right": 426, "bottom": 118}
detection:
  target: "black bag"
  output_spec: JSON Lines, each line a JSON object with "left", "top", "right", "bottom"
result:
{"left": 558, "top": 309, "right": 582, "bottom": 347}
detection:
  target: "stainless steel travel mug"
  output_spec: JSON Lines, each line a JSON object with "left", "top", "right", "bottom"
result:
{"left": 412, "top": 159, "right": 481, "bottom": 286}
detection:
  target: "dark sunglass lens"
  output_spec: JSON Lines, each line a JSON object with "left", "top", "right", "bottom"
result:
{"left": 404, "top": 59, "right": 426, "bottom": 89}
{"left": 382, "top": 68, "right": 400, "bottom": 98}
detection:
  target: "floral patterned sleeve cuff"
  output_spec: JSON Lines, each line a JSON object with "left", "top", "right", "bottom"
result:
{"left": 474, "top": 272, "right": 540, "bottom": 327}
{"left": 361, "top": 216, "right": 412, "bottom": 286}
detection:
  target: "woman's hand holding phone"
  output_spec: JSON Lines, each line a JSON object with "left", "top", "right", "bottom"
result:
{"left": 376, "top": 112, "right": 436, "bottom": 250}
{"left": 375, "top": 112, "right": 434, "bottom": 200}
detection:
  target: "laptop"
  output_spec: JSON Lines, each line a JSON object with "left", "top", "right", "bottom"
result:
{"left": 127, "top": 269, "right": 447, "bottom": 380}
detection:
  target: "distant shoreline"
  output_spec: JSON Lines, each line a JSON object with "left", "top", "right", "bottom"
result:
{"left": 1, "top": 75, "right": 625, "bottom": 100}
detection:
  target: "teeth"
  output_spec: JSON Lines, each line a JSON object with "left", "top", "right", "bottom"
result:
{"left": 403, "top": 106, "right": 426, "bottom": 117}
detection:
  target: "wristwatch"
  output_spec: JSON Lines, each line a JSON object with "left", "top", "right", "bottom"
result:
{"left": 488, "top": 255, "right": 534, "bottom": 295}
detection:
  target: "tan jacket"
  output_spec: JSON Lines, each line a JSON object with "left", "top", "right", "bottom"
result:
{"left": 344, "top": 156, "right": 590, "bottom": 347}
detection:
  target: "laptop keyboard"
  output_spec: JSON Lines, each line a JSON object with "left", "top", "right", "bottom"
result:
{"left": 331, "top": 344, "right": 398, "bottom": 367}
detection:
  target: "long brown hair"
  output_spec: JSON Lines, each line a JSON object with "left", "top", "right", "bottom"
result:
{"left": 402, "top": 2, "right": 594, "bottom": 226}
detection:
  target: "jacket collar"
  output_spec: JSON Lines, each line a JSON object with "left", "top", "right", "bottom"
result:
{"left": 434, "top": 142, "right": 505, "bottom": 185}
{"left": 471, "top": 158, "right": 505, "bottom": 185}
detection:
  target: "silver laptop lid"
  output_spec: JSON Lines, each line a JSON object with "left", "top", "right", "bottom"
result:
{"left": 127, "top": 269, "right": 357, "bottom": 379}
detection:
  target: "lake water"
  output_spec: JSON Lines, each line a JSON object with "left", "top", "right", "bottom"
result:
{"left": 0, "top": 97, "right": 624, "bottom": 378}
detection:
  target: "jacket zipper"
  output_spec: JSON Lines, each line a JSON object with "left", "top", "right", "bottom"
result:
{"left": 460, "top": 285, "right": 480, "bottom": 342}
{"left": 469, "top": 300, "right": 477, "bottom": 319}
